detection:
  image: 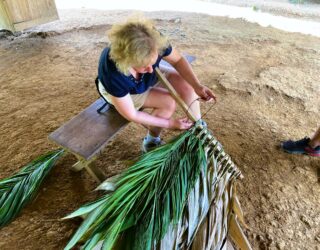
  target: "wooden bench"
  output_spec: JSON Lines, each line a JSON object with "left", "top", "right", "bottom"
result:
{"left": 49, "top": 56, "right": 195, "bottom": 183}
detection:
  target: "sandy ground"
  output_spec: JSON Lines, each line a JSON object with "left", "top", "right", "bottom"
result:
{"left": 0, "top": 9, "right": 320, "bottom": 250}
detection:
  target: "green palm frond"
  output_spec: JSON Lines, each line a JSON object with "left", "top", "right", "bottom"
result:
{"left": 64, "top": 66, "right": 251, "bottom": 249}
{"left": 0, "top": 149, "right": 64, "bottom": 227}
{"left": 64, "top": 122, "right": 249, "bottom": 250}
{"left": 64, "top": 125, "right": 208, "bottom": 250}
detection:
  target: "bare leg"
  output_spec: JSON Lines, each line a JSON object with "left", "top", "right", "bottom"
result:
{"left": 142, "top": 70, "right": 201, "bottom": 138}
{"left": 166, "top": 70, "right": 201, "bottom": 120}
{"left": 309, "top": 126, "right": 320, "bottom": 148}
{"left": 142, "top": 87, "right": 176, "bottom": 137}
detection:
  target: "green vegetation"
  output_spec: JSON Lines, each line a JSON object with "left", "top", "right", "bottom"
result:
{"left": 0, "top": 149, "right": 64, "bottom": 227}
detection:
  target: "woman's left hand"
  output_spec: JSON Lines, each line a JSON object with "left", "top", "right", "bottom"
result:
{"left": 194, "top": 85, "right": 217, "bottom": 102}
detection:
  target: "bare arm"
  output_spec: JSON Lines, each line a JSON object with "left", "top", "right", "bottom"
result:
{"left": 110, "top": 94, "right": 191, "bottom": 129}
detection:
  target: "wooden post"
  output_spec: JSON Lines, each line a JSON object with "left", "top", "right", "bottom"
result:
{"left": 0, "top": 0, "right": 14, "bottom": 31}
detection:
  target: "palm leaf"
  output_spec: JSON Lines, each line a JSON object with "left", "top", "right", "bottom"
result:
{"left": 64, "top": 124, "right": 208, "bottom": 250}
{"left": 0, "top": 149, "right": 64, "bottom": 227}
{"left": 64, "top": 65, "right": 251, "bottom": 250}
{"left": 64, "top": 123, "right": 250, "bottom": 250}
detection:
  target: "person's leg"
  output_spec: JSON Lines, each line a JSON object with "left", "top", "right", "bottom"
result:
{"left": 309, "top": 126, "right": 320, "bottom": 148}
{"left": 142, "top": 87, "right": 176, "bottom": 137}
{"left": 281, "top": 125, "right": 320, "bottom": 156}
{"left": 140, "top": 70, "right": 202, "bottom": 152}
{"left": 166, "top": 70, "right": 201, "bottom": 120}
{"left": 140, "top": 87, "right": 176, "bottom": 152}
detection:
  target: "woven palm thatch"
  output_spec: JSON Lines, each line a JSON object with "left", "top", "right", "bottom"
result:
{"left": 64, "top": 124, "right": 251, "bottom": 250}
{"left": 155, "top": 128, "right": 250, "bottom": 250}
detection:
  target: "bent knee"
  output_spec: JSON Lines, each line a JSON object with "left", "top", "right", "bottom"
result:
{"left": 164, "top": 95, "right": 176, "bottom": 113}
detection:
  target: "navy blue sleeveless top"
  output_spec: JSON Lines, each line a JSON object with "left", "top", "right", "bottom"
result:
{"left": 98, "top": 45, "right": 172, "bottom": 97}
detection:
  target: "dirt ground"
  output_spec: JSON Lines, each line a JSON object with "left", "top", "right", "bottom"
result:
{"left": 0, "top": 9, "right": 320, "bottom": 250}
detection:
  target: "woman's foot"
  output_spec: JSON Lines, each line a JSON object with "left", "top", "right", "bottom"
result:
{"left": 142, "top": 134, "right": 165, "bottom": 153}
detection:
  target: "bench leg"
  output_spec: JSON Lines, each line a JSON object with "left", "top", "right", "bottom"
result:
{"left": 84, "top": 162, "right": 105, "bottom": 183}
{"left": 72, "top": 160, "right": 85, "bottom": 172}
{"left": 72, "top": 159, "right": 105, "bottom": 183}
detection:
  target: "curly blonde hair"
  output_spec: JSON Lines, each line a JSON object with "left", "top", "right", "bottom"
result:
{"left": 108, "top": 16, "right": 169, "bottom": 75}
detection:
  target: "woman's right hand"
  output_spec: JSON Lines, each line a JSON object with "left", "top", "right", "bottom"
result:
{"left": 169, "top": 118, "right": 193, "bottom": 130}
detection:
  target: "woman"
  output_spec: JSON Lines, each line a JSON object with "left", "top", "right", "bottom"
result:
{"left": 97, "top": 17, "right": 216, "bottom": 152}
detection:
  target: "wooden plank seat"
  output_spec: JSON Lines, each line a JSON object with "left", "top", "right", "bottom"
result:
{"left": 49, "top": 55, "right": 195, "bottom": 183}
{"left": 49, "top": 99, "right": 128, "bottom": 182}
